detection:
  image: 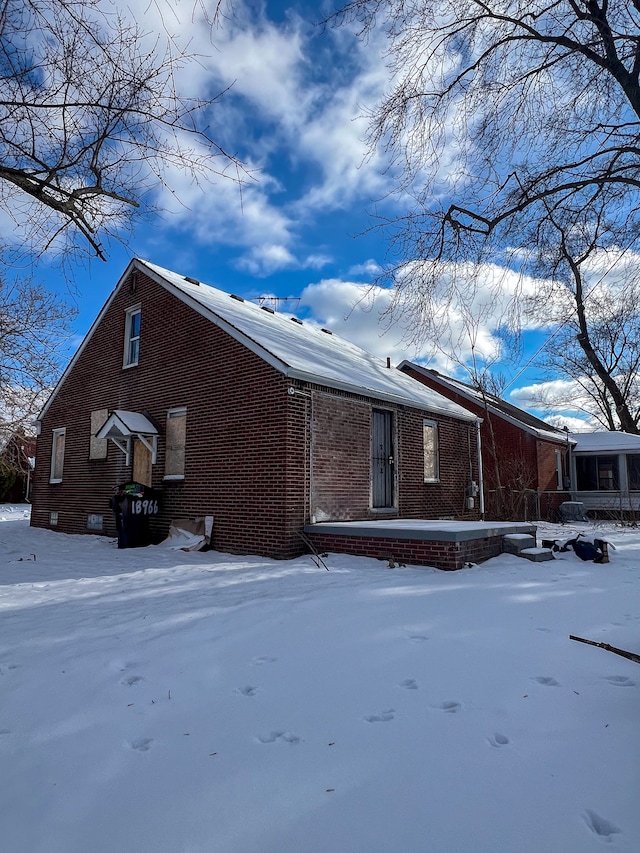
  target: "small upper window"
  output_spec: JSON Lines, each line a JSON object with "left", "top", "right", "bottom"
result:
{"left": 50, "top": 428, "right": 66, "bottom": 483}
{"left": 123, "top": 306, "right": 141, "bottom": 367}
{"left": 423, "top": 419, "right": 439, "bottom": 482}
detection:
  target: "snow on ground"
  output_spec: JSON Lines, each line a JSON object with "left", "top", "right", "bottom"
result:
{"left": 0, "top": 506, "right": 638, "bottom": 853}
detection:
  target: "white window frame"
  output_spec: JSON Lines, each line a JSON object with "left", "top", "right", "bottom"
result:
{"left": 123, "top": 305, "right": 141, "bottom": 368}
{"left": 50, "top": 427, "right": 66, "bottom": 483}
{"left": 164, "top": 406, "right": 187, "bottom": 480}
{"left": 423, "top": 419, "right": 440, "bottom": 483}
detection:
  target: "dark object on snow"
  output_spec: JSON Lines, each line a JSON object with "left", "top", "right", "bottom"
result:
{"left": 559, "top": 501, "right": 589, "bottom": 523}
{"left": 555, "top": 534, "right": 612, "bottom": 563}
{"left": 110, "top": 481, "right": 160, "bottom": 548}
{"left": 569, "top": 635, "right": 640, "bottom": 665}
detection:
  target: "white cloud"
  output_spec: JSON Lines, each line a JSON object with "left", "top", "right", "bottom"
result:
{"left": 131, "top": 2, "right": 395, "bottom": 271}
{"left": 510, "top": 378, "right": 604, "bottom": 428}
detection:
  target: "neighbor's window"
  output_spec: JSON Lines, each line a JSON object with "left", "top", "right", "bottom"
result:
{"left": 50, "top": 428, "right": 66, "bottom": 483}
{"left": 575, "top": 456, "right": 620, "bottom": 491}
{"left": 89, "top": 409, "right": 108, "bottom": 460}
{"left": 627, "top": 455, "right": 640, "bottom": 491}
{"left": 423, "top": 419, "right": 439, "bottom": 482}
{"left": 164, "top": 407, "right": 187, "bottom": 479}
{"left": 123, "top": 305, "right": 141, "bottom": 367}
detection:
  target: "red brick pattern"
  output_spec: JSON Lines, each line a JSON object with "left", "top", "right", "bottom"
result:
{"left": 307, "top": 532, "right": 505, "bottom": 571}
{"left": 401, "top": 365, "right": 569, "bottom": 516}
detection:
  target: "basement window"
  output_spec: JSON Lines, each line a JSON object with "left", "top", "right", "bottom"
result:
{"left": 164, "top": 407, "right": 187, "bottom": 479}
{"left": 123, "top": 305, "right": 141, "bottom": 367}
{"left": 423, "top": 420, "right": 439, "bottom": 482}
{"left": 50, "top": 428, "right": 66, "bottom": 483}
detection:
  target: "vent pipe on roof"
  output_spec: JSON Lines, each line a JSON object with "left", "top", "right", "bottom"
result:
{"left": 184, "top": 276, "right": 200, "bottom": 286}
{"left": 230, "top": 293, "right": 244, "bottom": 302}
{"left": 386, "top": 357, "right": 391, "bottom": 368}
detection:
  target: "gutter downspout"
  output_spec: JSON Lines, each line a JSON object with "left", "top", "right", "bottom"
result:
{"left": 476, "top": 419, "right": 485, "bottom": 519}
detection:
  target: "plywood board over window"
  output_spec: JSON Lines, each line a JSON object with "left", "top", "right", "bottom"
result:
{"left": 50, "top": 428, "right": 66, "bottom": 483}
{"left": 423, "top": 419, "right": 439, "bottom": 482}
{"left": 89, "top": 409, "right": 109, "bottom": 459}
{"left": 133, "top": 439, "right": 152, "bottom": 486}
{"left": 165, "top": 407, "right": 187, "bottom": 479}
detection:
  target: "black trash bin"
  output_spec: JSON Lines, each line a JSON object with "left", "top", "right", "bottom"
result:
{"left": 110, "top": 482, "right": 160, "bottom": 548}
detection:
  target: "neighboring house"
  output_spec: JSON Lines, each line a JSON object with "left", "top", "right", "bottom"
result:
{"left": 398, "top": 364, "right": 573, "bottom": 521}
{"left": 0, "top": 430, "right": 35, "bottom": 502}
{"left": 31, "top": 259, "right": 481, "bottom": 559}
{"left": 570, "top": 431, "right": 640, "bottom": 518}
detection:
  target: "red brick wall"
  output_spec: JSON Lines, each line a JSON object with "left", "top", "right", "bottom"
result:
{"left": 307, "top": 532, "right": 504, "bottom": 571}
{"left": 401, "top": 365, "right": 569, "bottom": 517}
{"left": 310, "top": 392, "right": 480, "bottom": 522}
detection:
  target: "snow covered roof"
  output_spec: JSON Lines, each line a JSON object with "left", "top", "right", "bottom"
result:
{"left": 570, "top": 431, "right": 640, "bottom": 453}
{"left": 95, "top": 410, "right": 158, "bottom": 440}
{"left": 399, "top": 363, "right": 571, "bottom": 443}
{"left": 132, "top": 261, "right": 478, "bottom": 421}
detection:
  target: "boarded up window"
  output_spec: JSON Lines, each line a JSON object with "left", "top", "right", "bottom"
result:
{"left": 165, "top": 407, "right": 187, "bottom": 478}
{"left": 89, "top": 409, "right": 108, "bottom": 459}
{"left": 423, "top": 420, "right": 439, "bottom": 482}
{"left": 50, "top": 428, "right": 66, "bottom": 482}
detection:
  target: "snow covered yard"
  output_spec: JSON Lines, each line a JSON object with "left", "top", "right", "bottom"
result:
{"left": 1, "top": 506, "right": 638, "bottom": 853}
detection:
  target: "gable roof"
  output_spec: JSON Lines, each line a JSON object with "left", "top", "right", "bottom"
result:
{"left": 399, "top": 362, "right": 571, "bottom": 444}
{"left": 39, "top": 259, "right": 478, "bottom": 423}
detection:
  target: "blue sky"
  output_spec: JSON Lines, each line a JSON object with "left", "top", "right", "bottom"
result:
{"left": 29, "top": 0, "right": 592, "bottom": 429}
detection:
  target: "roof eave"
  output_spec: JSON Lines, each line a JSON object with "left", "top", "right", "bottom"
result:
{"left": 286, "top": 368, "right": 479, "bottom": 420}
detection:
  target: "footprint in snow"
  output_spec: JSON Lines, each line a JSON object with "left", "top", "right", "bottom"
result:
{"left": 399, "top": 679, "right": 419, "bottom": 690}
{"left": 364, "top": 709, "right": 395, "bottom": 723}
{"left": 407, "top": 634, "right": 429, "bottom": 643}
{"left": 234, "top": 685, "right": 259, "bottom": 697}
{"left": 431, "top": 701, "right": 461, "bottom": 713}
{"left": 255, "top": 731, "right": 301, "bottom": 744}
{"left": 121, "top": 675, "right": 145, "bottom": 687}
{"left": 250, "top": 656, "right": 277, "bottom": 666}
{"left": 532, "top": 676, "right": 560, "bottom": 687}
{"left": 128, "top": 737, "right": 154, "bottom": 752}
{"left": 583, "top": 809, "right": 621, "bottom": 840}
{"left": 603, "top": 675, "right": 636, "bottom": 687}
{"left": 487, "top": 733, "right": 510, "bottom": 748}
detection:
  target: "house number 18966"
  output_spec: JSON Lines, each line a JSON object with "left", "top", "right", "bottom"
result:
{"left": 130, "top": 499, "right": 159, "bottom": 515}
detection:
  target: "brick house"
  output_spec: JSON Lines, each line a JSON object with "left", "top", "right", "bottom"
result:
{"left": 398, "top": 364, "right": 573, "bottom": 521}
{"left": 31, "top": 260, "right": 481, "bottom": 559}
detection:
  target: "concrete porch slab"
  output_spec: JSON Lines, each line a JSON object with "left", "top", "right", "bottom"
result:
{"left": 304, "top": 519, "right": 537, "bottom": 571}
{"left": 304, "top": 519, "right": 536, "bottom": 543}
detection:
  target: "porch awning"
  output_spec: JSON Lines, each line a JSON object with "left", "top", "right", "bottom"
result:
{"left": 96, "top": 410, "right": 158, "bottom": 464}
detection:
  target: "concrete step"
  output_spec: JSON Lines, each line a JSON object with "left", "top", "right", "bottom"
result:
{"left": 503, "top": 533, "right": 536, "bottom": 554}
{"left": 519, "top": 547, "right": 555, "bottom": 562}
